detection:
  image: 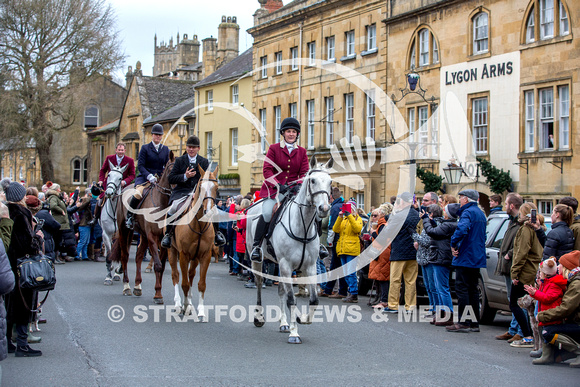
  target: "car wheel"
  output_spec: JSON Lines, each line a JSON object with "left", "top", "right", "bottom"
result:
{"left": 478, "top": 277, "right": 497, "bottom": 324}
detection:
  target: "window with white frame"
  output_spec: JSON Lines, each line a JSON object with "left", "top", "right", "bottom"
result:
{"left": 207, "top": 90, "right": 213, "bottom": 111}
{"left": 419, "top": 29, "right": 429, "bottom": 66}
{"left": 188, "top": 120, "right": 195, "bottom": 136}
{"left": 559, "top": 85, "right": 569, "bottom": 149}
{"left": 0, "top": 167, "right": 3, "bottom": 179}
{"left": 433, "top": 39, "right": 439, "bottom": 64}
{"left": 525, "top": 91, "right": 535, "bottom": 151}
{"left": 473, "top": 12, "right": 489, "bottom": 54}
{"left": 231, "top": 128, "right": 238, "bottom": 166}
{"left": 366, "top": 90, "right": 375, "bottom": 141}
{"left": 472, "top": 97, "right": 488, "bottom": 154}
{"left": 526, "top": 12, "right": 535, "bottom": 43}
{"left": 325, "top": 97, "right": 334, "bottom": 147}
{"left": 275, "top": 52, "right": 283, "bottom": 74}
{"left": 560, "top": 1, "right": 569, "bottom": 35}
{"left": 366, "top": 24, "right": 376, "bottom": 51}
{"left": 418, "top": 106, "right": 429, "bottom": 157}
{"left": 540, "top": 88, "right": 554, "bottom": 150}
{"left": 540, "top": 0, "right": 554, "bottom": 39}
{"left": 291, "top": 47, "right": 298, "bottom": 70}
{"left": 206, "top": 132, "right": 213, "bottom": 162}
{"left": 84, "top": 105, "right": 99, "bottom": 128}
{"left": 538, "top": 200, "right": 553, "bottom": 216}
{"left": 9, "top": 167, "right": 13, "bottom": 180}
{"left": 259, "top": 108, "right": 267, "bottom": 154}
{"left": 289, "top": 102, "right": 297, "bottom": 119}
{"left": 326, "top": 36, "right": 335, "bottom": 61}
{"left": 260, "top": 56, "right": 267, "bottom": 78}
{"left": 231, "top": 85, "right": 239, "bottom": 105}
{"left": 356, "top": 192, "right": 365, "bottom": 211}
{"left": 19, "top": 166, "right": 23, "bottom": 181}
{"left": 408, "top": 108, "right": 416, "bottom": 142}
{"left": 410, "top": 42, "right": 416, "bottom": 68}
{"left": 274, "top": 106, "right": 281, "bottom": 140}
{"left": 83, "top": 158, "right": 88, "bottom": 184}
{"left": 308, "top": 42, "right": 316, "bottom": 65}
{"left": 346, "top": 31, "right": 355, "bottom": 57}
{"left": 431, "top": 104, "right": 439, "bottom": 157}
{"left": 307, "top": 100, "right": 315, "bottom": 149}
{"left": 345, "top": 93, "right": 354, "bottom": 143}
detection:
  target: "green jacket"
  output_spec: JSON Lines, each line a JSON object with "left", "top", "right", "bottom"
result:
{"left": 511, "top": 224, "right": 542, "bottom": 285}
{"left": 538, "top": 273, "right": 580, "bottom": 325}
{"left": 570, "top": 216, "right": 580, "bottom": 251}
{"left": 495, "top": 216, "right": 521, "bottom": 276}
{"left": 0, "top": 218, "right": 14, "bottom": 250}
{"left": 46, "top": 190, "right": 70, "bottom": 230}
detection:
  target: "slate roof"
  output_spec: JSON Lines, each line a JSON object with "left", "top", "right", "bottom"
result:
{"left": 137, "top": 76, "right": 196, "bottom": 120}
{"left": 144, "top": 95, "right": 196, "bottom": 125}
{"left": 195, "top": 47, "right": 253, "bottom": 88}
{"left": 122, "top": 132, "right": 140, "bottom": 141}
{"left": 87, "top": 119, "right": 119, "bottom": 135}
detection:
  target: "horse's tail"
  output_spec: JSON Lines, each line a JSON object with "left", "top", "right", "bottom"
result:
{"left": 108, "top": 238, "right": 122, "bottom": 263}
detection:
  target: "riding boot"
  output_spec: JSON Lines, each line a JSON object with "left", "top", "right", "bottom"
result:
{"left": 213, "top": 223, "right": 226, "bottom": 246}
{"left": 250, "top": 216, "right": 269, "bottom": 263}
{"left": 125, "top": 196, "right": 141, "bottom": 229}
{"left": 161, "top": 224, "right": 175, "bottom": 249}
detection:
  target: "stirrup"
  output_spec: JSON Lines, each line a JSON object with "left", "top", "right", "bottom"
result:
{"left": 161, "top": 232, "right": 172, "bottom": 248}
{"left": 250, "top": 246, "right": 263, "bottom": 263}
{"left": 319, "top": 245, "right": 329, "bottom": 259}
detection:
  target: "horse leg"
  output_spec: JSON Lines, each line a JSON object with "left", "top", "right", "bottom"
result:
{"left": 187, "top": 259, "right": 199, "bottom": 319}
{"left": 133, "top": 237, "right": 147, "bottom": 297}
{"left": 153, "top": 247, "right": 167, "bottom": 304}
{"left": 103, "top": 233, "right": 114, "bottom": 285}
{"left": 252, "top": 260, "right": 265, "bottom": 327}
{"left": 168, "top": 248, "right": 182, "bottom": 312}
{"left": 121, "top": 239, "right": 132, "bottom": 296}
{"left": 179, "top": 254, "right": 193, "bottom": 316}
{"left": 280, "top": 262, "right": 301, "bottom": 343}
{"left": 197, "top": 253, "right": 210, "bottom": 323}
{"left": 297, "top": 263, "right": 319, "bottom": 325}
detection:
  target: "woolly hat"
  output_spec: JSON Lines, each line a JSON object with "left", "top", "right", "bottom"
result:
{"left": 445, "top": 203, "right": 461, "bottom": 219}
{"left": 559, "top": 251, "right": 580, "bottom": 270}
{"left": 25, "top": 195, "right": 42, "bottom": 212}
{"left": 540, "top": 258, "right": 558, "bottom": 276}
{"left": 347, "top": 199, "right": 357, "bottom": 212}
{"left": 1, "top": 178, "right": 26, "bottom": 203}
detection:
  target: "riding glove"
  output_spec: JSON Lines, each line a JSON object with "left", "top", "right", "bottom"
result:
{"left": 147, "top": 174, "right": 157, "bottom": 184}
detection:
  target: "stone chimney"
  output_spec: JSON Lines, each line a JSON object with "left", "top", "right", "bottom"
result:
{"left": 202, "top": 37, "right": 217, "bottom": 78}
{"left": 216, "top": 16, "right": 240, "bottom": 70}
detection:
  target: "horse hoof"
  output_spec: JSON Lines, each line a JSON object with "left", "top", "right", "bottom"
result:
{"left": 296, "top": 316, "right": 311, "bottom": 325}
{"left": 133, "top": 288, "right": 142, "bottom": 297}
{"left": 153, "top": 298, "right": 164, "bottom": 304}
{"left": 279, "top": 325, "right": 290, "bottom": 333}
{"left": 288, "top": 336, "right": 302, "bottom": 344}
{"left": 113, "top": 274, "right": 121, "bottom": 281}
{"left": 123, "top": 289, "right": 132, "bottom": 296}
{"left": 144, "top": 268, "right": 152, "bottom": 273}
{"left": 254, "top": 318, "right": 265, "bottom": 328}
{"left": 104, "top": 278, "right": 113, "bottom": 286}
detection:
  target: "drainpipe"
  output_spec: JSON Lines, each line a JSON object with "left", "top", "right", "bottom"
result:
{"left": 298, "top": 21, "right": 303, "bottom": 123}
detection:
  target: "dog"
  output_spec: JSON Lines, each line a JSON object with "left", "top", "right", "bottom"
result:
{"left": 518, "top": 294, "right": 540, "bottom": 352}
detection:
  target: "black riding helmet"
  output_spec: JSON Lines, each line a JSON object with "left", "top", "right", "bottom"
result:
{"left": 279, "top": 117, "right": 301, "bottom": 136}
{"left": 151, "top": 123, "right": 164, "bottom": 135}
{"left": 186, "top": 135, "right": 200, "bottom": 147}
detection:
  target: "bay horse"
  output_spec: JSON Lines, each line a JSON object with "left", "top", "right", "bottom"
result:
{"left": 246, "top": 156, "right": 333, "bottom": 344}
{"left": 167, "top": 163, "right": 219, "bottom": 321}
{"left": 99, "top": 161, "right": 128, "bottom": 285}
{"left": 109, "top": 152, "right": 175, "bottom": 301}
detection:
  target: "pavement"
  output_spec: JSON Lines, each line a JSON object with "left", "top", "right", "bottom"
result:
{"left": 1, "top": 249, "right": 578, "bottom": 386}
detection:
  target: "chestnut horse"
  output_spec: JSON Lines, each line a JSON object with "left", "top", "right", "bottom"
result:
{"left": 167, "top": 163, "right": 219, "bottom": 321}
{"left": 109, "top": 152, "right": 175, "bottom": 302}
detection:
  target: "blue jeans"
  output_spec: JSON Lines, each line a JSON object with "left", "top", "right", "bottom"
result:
{"left": 542, "top": 324, "right": 580, "bottom": 344}
{"left": 77, "top": 226, "right": 91, "bottom": 260}
{"left": 231, "top": 251, "right": 240, "bottom": 274}
{"left": 432, "top": 264, "right": 453, "bottom": 313}
{"left": 422, "top": 264, "right": 439, "bottom": 312}
{"left": 339, "top": 255, "right": 358, "bottom": 295}
{"left": 317, "top": 257, "right": 327, "bottom": 289}
{"left": 323, "top": 244, "right": 347, "bottom": 296}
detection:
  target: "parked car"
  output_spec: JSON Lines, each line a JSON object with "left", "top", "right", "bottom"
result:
{"left": 480, "top": 212, "right": 551, "bottom": 323}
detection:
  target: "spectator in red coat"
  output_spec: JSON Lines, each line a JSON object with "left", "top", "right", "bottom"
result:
{"left": 525, "top": 257, "right": 568, "bottom": 326}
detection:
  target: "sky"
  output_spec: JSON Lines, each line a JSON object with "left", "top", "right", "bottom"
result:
{"left": 108, "top": 0, "right": 257, "bottom": 82}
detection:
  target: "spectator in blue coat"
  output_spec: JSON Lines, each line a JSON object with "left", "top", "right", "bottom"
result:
{"left": 447, "top": 189, "right": 487, "bottom": 333}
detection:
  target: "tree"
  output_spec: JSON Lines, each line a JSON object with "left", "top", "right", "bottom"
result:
{"left": 416, "top": 167, "right": 443, "bottom": 194}
{"left": 477, "top": 158, "right": 512, "bottom": 194}
{"left": 0, "top": 0, "right": 124, "bottom": 181}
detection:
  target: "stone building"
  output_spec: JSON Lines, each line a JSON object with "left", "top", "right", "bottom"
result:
{"left": 0, "top": 139, "right": 41, "bottom": 186}
{"left": 195, "top": 47, "right": 254, "bottom": 198}
{"left": 248, "top": 0, "right": 387, "bottom": 210}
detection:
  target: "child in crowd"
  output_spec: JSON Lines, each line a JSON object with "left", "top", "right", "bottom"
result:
{"left": 524, "top": 257, "right": 568, "bottom": 326}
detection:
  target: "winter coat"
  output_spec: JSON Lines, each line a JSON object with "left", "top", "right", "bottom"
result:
{"left": 369, "top": 218, "right": 391, "bottom": 282}
{"left": 0, "top": 218, "right": 14, "bottom": 250}
{"left": 542, "top": 221, "right": 574, "bottom": 261}
{"left": 76, "top": 197, "right": 93, "bottom": 227}
{"left": 135, "top": 142, "right": 170, "bottom": 186}
{"left": 495, "top": 216, "right": 521, "bottom": 276}
{"left": 412, "top": 226, "right": 432, "bottom": 266}
{"left": 511, "top": 224, "right": 543, "bottom": 285}
{"left": 390, "top": 207, "right": 420, "bottom": 262}
{"left": 489, "top": 206, "right": 503, "bottom": 215}
{"left": 332, "top": 214, "right": 363, "bottom": 256}
{"left": 532, "top": 274, "right": 568, "bottom": 326}
{"left": 46, "top": 190, "right": 70, "bottom": 230}
{"left": 450, "top": 202, "right": 486, "bottom": 268}
{"left": 327, "top": 197, "right": 344, "bottom": 245}
{"left": 98, "top": 154, "right": 136, "bottom": 187}
{"left": 6, "top": 203, "right": 37, "bottom": 325}
{"left": 235, "top": 210, "right": 247, "bottom": 254}
{"left": 168, "top": 153, "right": 210, "bottom": 202}
{"left": 538, "top": 273, "right": 580, "bottom": 325}
{"left": 35, "top": 209, "right": 61, "bottom": 261}
{"left": 423, "top": 217, "right": 457, "bottom": 267}
{"left": 570, "top": 215, "right": 580, "bottom": 251}
{"left": 259, "top": 142, "right": 309, "bottom": 199}
{"left": 0, "top": 239, "right": 15, "bottom": 361}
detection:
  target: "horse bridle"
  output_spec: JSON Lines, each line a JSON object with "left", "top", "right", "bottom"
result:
{"left": 106, "top": 168, "right": 124, "bottom": 198}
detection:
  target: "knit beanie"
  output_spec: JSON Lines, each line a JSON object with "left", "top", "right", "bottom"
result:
{"left": 540, "top": 258, "right": 558, "bottom": 277}
{"left": 445, "top": 203, "right": 461, "bottom": 219}
{"left": 559, "top": 251, "right": 580, "bottom": 270}
{"left": 1, "top": 178, "right": 26, "bottom": 203}
{"left": 347, "top": 200, "right": 357, "bottom": 213}
{"left": 25, "top": 195, "right": 42, "bottom": 213}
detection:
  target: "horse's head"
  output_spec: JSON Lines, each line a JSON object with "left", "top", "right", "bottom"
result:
{"left": 198, "top": 162, "right": 219, "bottom": 215}
{"left": 105, "top": 161, "right": 128, "bottom": 198}
{"left": 304, "top": 156, "right": 334, "bottom": 218}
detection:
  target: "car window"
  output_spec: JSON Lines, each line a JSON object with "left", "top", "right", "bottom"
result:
{"left": 491, "top": 220, "right": 509, "bottom": 249}
{"left": 486, "top": 217, "right": 504, "bottom": 244}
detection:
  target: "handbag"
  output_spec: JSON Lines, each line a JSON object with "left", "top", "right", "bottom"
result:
{"left": 17, "top": 254, "right": 56, "bottom": 312}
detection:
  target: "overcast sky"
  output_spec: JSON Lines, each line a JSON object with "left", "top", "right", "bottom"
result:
{"left": 109, "top": 0, "right": 257, "bottom": 82}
